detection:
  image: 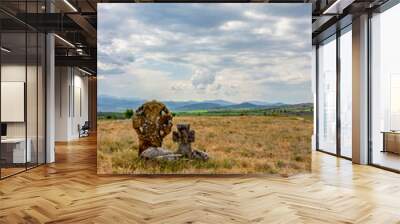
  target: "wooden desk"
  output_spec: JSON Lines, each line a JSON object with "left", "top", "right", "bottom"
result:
{"left": 382, "top": 131, "right": 400, "bottom": 154}
{"left": 1, "top": 138, "right": 31, "bottom": 164}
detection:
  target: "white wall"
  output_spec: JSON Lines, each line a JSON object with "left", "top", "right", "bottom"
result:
{"left": 55, "top": 66, "right": 69, "bottom": 141}
{"left": 55, "top": 67, "right": 89, "bottom": 141}
{"left": 1, "top": 65, "right": 35, "bottom": 135}
{"left": 72, "top": 72, "right": 89, "bottom": 138}
{"left": 1, "top": 65, "right": 27, "bottom": 142}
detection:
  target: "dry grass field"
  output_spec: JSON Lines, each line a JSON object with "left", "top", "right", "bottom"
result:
{"left": 97, "top": 115, "right": 312, "bottom": 176}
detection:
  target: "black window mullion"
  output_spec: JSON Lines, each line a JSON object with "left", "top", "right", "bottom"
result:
{"left": 316, "top": 44, "right": 320, "bottom": 151}
{"left": 336, "top": 28, "right": 341, "bottom": 157}
{"left": 36, "top": 0, "right": 39, "bottom": 167}
{"left": 25, "top": 0, "right": 28, "bottom": 171}
{"left": 44, "top": 30, "right": 47, "bottom": 164}
{"left": 73, "top": 68, "right": 75, "bottom": 118}
{"left": 0, "top": 24, "right": 2, "bottom": 179}
{"left": 367, "top": 11, "right": 373, "bottom": 165}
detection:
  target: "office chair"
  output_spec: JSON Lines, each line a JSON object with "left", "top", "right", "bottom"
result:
{"left": 79, "top": 121, "right": 90, "bottom": 138}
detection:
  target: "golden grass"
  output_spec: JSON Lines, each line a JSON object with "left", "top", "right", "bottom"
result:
{"left": 97, "top": 115, "right": 312, "bottom": 176}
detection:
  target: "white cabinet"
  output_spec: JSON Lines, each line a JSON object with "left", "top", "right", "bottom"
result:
{"left": 1, "top": 138, "right": 32, "bottom": 163}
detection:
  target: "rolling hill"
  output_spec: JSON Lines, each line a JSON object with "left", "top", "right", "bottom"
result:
{"left": 98, "top": 95, "right": 309, "bottom": 113}
{"left": 174, "top": 102, "right": 223, "bottom": 111}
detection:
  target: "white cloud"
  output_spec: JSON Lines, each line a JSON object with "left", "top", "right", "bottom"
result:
{"left": 252, "top": 27, "right": 273, "bottom": 35}
{"left": 219, "top": 20, "right": 247, "bottom": 31}
{"left": 275, "top": 18, "right": 293, "bottom": 37}
{"left": 243, "top": 10, "right": 269, "bottom": 20}
{"left": 129, "top": 34, "right": 164, "bottom": 47}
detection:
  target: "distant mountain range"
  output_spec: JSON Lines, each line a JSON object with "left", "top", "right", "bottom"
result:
{"left": 98, "top": 95, "right": 311, "bottom": 112}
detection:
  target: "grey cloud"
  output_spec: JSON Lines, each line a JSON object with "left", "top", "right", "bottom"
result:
{"left": 191, "top": 69, "right": 216, "bottom": 89}
{"left": 98, "top": 3, "right": 312, "bottom": 103}
{"left": 98, "top": 67, "right": 125, "bottom": 76}
{"left": 98, "top": 51, "right": 135, "bottom": 66}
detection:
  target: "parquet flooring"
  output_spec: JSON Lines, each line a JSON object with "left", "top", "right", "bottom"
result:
{"left": 1, "top": 135, "right": 400, "bottom": 223}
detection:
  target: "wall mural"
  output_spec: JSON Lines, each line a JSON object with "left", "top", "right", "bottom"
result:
{"left": 97, "top": 3, "right": 313, "bottom": 175}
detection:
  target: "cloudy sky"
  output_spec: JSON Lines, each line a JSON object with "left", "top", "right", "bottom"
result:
{"left": 98, "top": 3, "right": 312, "bottom": 104}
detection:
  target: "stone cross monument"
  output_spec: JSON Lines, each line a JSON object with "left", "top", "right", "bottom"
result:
{"left": 173, "top": 124, "right": 195, "bottom": 158}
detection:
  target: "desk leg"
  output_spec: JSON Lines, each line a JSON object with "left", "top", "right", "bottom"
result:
{"left": 382, "top": 133, "right": 386, "bottom": 153}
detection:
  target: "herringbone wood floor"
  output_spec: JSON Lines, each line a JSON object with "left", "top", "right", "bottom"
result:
{"left": 1, "top": 136, "right": 400, "bottom": 224}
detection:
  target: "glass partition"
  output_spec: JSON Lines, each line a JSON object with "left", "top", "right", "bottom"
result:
{"left": 316, "top": 24, "right": 353, "bottom": 159}
{"left": 371, "top": 3, "right": 400, "bottom": 171}
{"left": 1, "top": 31, "right": 28, "bottom": 177}
{"left": 317, "top": 35, "right": 337, "bottom": 154}
{"left": 0, "top": 2, "right": 46, "bottom": 179}
{"left": 339, "top": 26, "right": 352, "bottom": 158}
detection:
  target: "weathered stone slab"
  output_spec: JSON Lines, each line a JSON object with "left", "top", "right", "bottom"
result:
{"left": 155, "top": 154, "right": 183, "bottom": 161}
{"left": 140, "top": 147, "right": 183, "bottom": 161}
{"left": 192, "top": 150, "right": 209, "bottom": 161}
{"left": 140, "top": 147, "right": 173, "bottom": 159}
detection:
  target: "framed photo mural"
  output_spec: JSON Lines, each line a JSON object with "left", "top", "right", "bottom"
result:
{"left": 97, "top": 3, "right": 313, "bottom": 175}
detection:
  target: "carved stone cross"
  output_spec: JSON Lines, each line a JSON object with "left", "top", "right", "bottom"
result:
{"left": 173, "top": 124, "right": 195, "bottom": 158}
